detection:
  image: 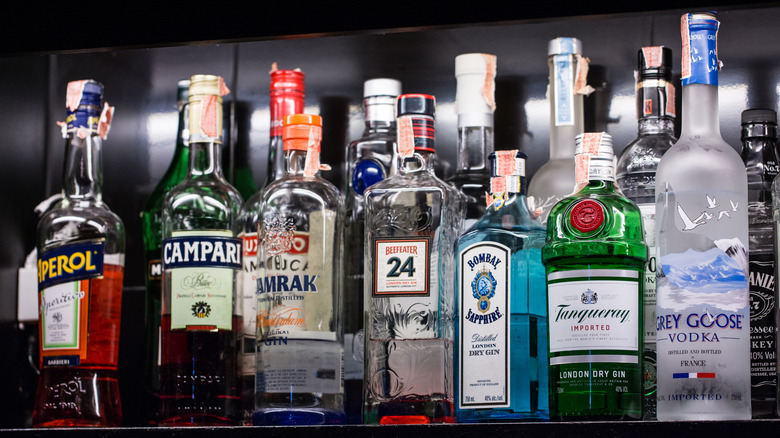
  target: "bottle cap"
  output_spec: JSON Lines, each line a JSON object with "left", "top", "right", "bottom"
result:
{"left": 65, "top": 79, "right": 104, "bottom": 132}
{"left": 489, "top": 150, "right": 526, "bottom": 177}
{"left": 283, "top": 114, "right": 322, "bottom": 151}
{"left": 455, "top": 53, "right": 497, "bottom": 126}
{"left": 639, "top": 46, "right": 673, "bottom": 78}
{"left": 741, "top": 108, "right": 777, "bottom": 125}
{"left": 397, "top": 94, "right": 435, "bottom": 117}
{"left": 188, "top": 74, "right": 229, "bottom": 141}
{"left": 575, "top": 132, "right": 614, "bottom": 158}
{"left": 68, "top": 79, "right": 103, "bottom": 109}
{"left": 364, "top": 78, "right": 401, "bottom": 98}
{"left": 548, "top": 37, "right": 582, "bottom": 56}
{"left": 271, "top": 69, "right": 305, "bottom": 94}
{"left": 189, "top": 74, "right": 226, "bottom": 99}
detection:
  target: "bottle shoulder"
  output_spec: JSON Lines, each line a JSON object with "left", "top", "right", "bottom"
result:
{"left": 656, "top": 135, "right": 748, "bottom": 189}
{"left": 37, "top": 200, "right": 126, "bottom": 253}
{"left": 615, "top": 133, "right": 677, "bottom": 175}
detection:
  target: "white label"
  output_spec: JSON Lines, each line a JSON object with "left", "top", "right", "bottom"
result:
{"left": 372, "top": 237, "right": 431, "bottom": 296}
{"left": 548, "top": 269, "right": 640, "bottom": 354}
{"left": 458, "top": 242, "right": 510, "bottom": 408}
{"left": 257, "top": 339, "right": 343, "bottom": 394}
{"left": 40, "top": 281, "right": 83, "bottom": 350}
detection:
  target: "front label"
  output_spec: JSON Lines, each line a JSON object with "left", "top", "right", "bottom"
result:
{"left": 372, "top": 236, "right": 431, "bottom": 297}
{"left": 459, "top": 242, "right": 510, "bottom": 408}
{"left": 748, "top": 253, "right": 776, "bottom": 398}
{"left": 163, "top": 231, "right": 240, "bottom": 331}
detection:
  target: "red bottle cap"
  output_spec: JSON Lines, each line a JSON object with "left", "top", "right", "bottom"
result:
{"left": 570, "top": 199, "right": 605, "bottom": 233}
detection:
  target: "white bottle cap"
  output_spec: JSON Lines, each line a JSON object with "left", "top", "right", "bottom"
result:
{"left": 363, "top": 78, "right": 402, "bottom": 98}
{"left": 548, "top": 37, "right": 582, "bottom": 56}
{"left": 455, "top": 53, "right": 496, "bottom": 127}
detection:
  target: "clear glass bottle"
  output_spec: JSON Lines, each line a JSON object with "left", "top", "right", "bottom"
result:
{"left": 363, "top": 94, "right": 464, "bottom": 424}
{"left": 740, "top": 108, "right": 778, "bottom": 417}
{"left": 447, "top": 53, "right": 496, "bottom": 230}
{"left": 239, "top": 66, "right": 306, "bottom": 423}
{"left": 159, "top": 74, "right": 244, "bottom": 426}
{"left": 342, "top": 77, "right": 401, "bottom": 424}
{"left": 140, "top": 79, "right": 189, "bottom": 426}
{"left": 543, "top": 132, "right": 646, "bottom": 421}
{"left": 265, "top": 67, "right": 305, "bottom": 187}
{"left": 454, "top": 150, "right": 549, "bottom": 422}
{"left": 34, "top": 80, "right": 125, "bottom": 427}
{"left": 252, "top": 114, "right": 345, "bottom": 425}
{"left": 615, "top": 46, "right": 677, "bottom": 420}
{"left": 528, "top": 37, "right": 588, "bottom": 224}
{"left": 655, "top": 12, "right": 751, "bottom": 421}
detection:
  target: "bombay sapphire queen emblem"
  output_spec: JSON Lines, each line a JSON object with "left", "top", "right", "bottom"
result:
{"left": 472, "top": 267, "right": 497, "bottom": 313}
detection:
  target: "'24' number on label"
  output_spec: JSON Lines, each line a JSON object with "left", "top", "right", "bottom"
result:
{"left": 387, "top": 256, "right": 416, "bottom": 277}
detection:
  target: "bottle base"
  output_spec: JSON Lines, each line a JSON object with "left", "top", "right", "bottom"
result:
{"left": 252, "top": 408, "right": 346, "bottom": 425}
{"left": 33, "top": 367, "right": 122, "bottom": 427}
{"left": 158, "top": 414, "right": 240, "bottom": 427}
{"left": 456, "top": 409, "right": 550, "bottom": 423}
{"left": 365, "top": 398, "right": 456, "bottom": 424}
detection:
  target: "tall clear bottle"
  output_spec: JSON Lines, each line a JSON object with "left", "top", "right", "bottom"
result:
{"left": 655, "top": 13, "right": 751, "bottom": 420}
{"left": 454, "top": 150, "right": 549, "bottom": 422}
{"left": 159, "top": 75, "right": 244, "bottom": 426}
{"left": 615, "top": 46, "right": 677, "bottom": 420}
{"left": 140, "top": 79, "right": 189, "bottom": 425}
{"left": 252, "top": 114, "right": 345, "bottom": 425}
{"left": 239, "top": 66, "right": 305, "bottom": 422}
{"left": 740, "top": 108, "right": 779, "bottom": 417}
{"left": 265, "top": 66, "right": 305, "bottom": 187}
{"left": 447, "top": 53, "right": 496, "bottom": 230}
{"left": 34, "top": 80, "right": 125, "bottom": 427}
{"left": 528, "top": 37, "right": 589, "bottom": 223}
{"left": 342, "top": 78, "right": 401, "bottom": 424}
{"left": 543, "top": 132, "right": 646, "bottom": 420}
{"left": 363, "top": 94, "right": 464, "bottom": 424}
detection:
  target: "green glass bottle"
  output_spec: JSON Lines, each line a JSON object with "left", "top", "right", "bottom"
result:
{"left": 542, "top": 132, "right": 646, "bottom": 421}
{"left": 139, "top": 79, "right": 189, "bottom": 425}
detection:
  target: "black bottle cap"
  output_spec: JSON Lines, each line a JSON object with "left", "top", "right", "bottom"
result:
{"left": 397, "top": 94, "right": 435, "bottom": 118}
{"left": 741, "top": 108, "right": 777, "bottom": 125}
{"left": 638, "top": 46, "right": 673, "bottom": 78}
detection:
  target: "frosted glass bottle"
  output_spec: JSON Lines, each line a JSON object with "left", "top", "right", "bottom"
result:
{"left": 655, "top": 12, "right": 751, "bottom": 421}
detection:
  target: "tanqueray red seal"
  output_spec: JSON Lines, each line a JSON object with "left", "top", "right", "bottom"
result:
{"left": 570, "top": 199, "right": 604, "bottom": 233}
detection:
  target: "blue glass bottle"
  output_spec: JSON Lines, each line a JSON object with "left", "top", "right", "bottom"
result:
{"left": 454, "top": 150, "right": 549, "bottom": 422}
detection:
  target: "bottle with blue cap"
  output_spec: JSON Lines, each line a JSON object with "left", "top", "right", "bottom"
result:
{"left": 34, "top": 79, "right": 125, "bottom": 427}
{"left": 454, "top": 149, "right": 549, "bottom": 422}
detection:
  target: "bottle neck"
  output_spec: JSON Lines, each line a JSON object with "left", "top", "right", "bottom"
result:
{"left": 742, "top": 122, "right": 777, "bottom": 141}
{"left": 268, "top": 92, "right": 304, "bottom": 183}
{"left": 548, "top": 53, "right": 584, "bottom": 160}
{"left": 397, "top": 150, "right": 435, "bottom": 175}
{"left": 62, "top": 133, "right": 103, "bottom": 202}
{"left": 284, "top": 149, "right": 310, "bottom": 176}
{"left": 364, "top": 95, "right": 396, "bottom": 134}
{"left": 638, "top": 118, "right": 675, "bottom": 135}
{"left": 680, "top": 83, "right": 721, "bottom": 139}
{"left": 189, "top": 141, "right": 223, "bottom": 178}
{"left": 456, "top": 120, "right": 494, "bottom": 174}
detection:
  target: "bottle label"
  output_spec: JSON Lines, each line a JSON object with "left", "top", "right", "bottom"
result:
{"left": 569, "top": 199, "right": 605, "bottom": 233}
{"left": 371, "top": 236, "right": 432, "bottom": 297}
{"left": 681, "top": 13, "right": 720, "bottom": 86}
{"left": 547, "top": 269, "right": 640, "bottom": 354}
{"left": 256, "top": 338, "right": 344, "bottom": 394}
{"left": 553, "top": 55, "right": 575, "bottom": 126}
{"left": 458, "top": 242, "right": 511, "bottom": 409}
{"left": 163, "top": 231, "right": 241, "bottom": 331}
{"left": 748, "top": 253, "right": 776, "bottom": 397}
{"left": 38, "top": 239, "right": 106, "bottom": 367}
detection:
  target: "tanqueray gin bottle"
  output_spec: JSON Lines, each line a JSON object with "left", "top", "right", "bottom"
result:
{"left": 252, "top": 114, "right": 345, "bottom": 425}
{"left": 159, "top": 75, "right": 244, "bottom": 426}
{"left": 615, "top": 45, "right": 677, "bottom": 420}
{"left": 342, "top": 78, "right": 401, "bottom": 424}
{"left": 655, "top": 12, "right": 751, "bottom": 421}
{"left": 34, "top": 80, "right": 124, "bottom": 427}
{"left": 363, "top": 94, "right": 464, "bottom": 424}
{"left": 543, "top": 132, "right": 646, "bottom": 421}
{"left": 454, "top": 150, "right": 548, "bottom": 422}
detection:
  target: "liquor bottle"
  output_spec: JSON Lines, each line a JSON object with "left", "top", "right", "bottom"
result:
{"left": 447, "top": 53, "right": 496, "bottom": 230}
{"left": 528, "top": 37, "right": 590, "bottom": 224}
{"left": 226, "top": 99, "right": 258, "bottom": 200}
{"left": 614, "top": 46, "right": 677, "bottom": 420}
{"left": 342, "top": 77, "right": 401, "bottom": 424}
{"left": 239, "top": 66, "right": 305, "bottom": 423}
{"left": 33, "top": 79, "right": 125, "bottom": 427}
{"left": 159, "top": 74, "right": 244, "bottom": 426}
{"left": 363, "top": 94, "right": 464, "bottom": 424}
{"left": 265, "top": 66, "right": 305, "bottom": 187}
{"left": 741, "top": 108, "right": 779, "bottom": 417}
{"left": 543, "top": 132, "right": 646, "bottom": 421}
{"left": 655, "top": 12, "right": 751, "bottom": 420}
{"left": 252, "top": 114, "right": 345, "bottom": 425}
{"left": 140, "top": 79, "right": 189, "bottom": 425}
{"left": 772, "top": 172, "right": 780, "bottom": 418}
{"left": 454, "top": 150, "right": 549, "bottom": 422}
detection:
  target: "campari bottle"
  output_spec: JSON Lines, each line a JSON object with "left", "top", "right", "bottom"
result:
{"left": 159, "top": 75, "right": 244, "bottom": 426}
{"left": 454, "top": 150, "right": 549, "bottom": 422}
{"left": 34, "top": 80, "right": 124, "bottom": 427}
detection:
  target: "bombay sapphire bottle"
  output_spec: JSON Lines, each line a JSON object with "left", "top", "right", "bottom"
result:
{"left": 740, "top": 108, "right": 779, "bottom": 418}
{"left": 655, "top": 13, "right": 751, "bottom": 421}
{"left": 447, "top": 53, "right": 496, "bottom": 230}
{"left": 615, "top": 46, "right": 677, "bottom": 420}
{"left": 543, "top": 133, "right": 646, "bottom": 421}
{"left": 34, "top": 80, "right": 125, "bottom": 427}
{"left": 252, "top": 114, "right": 345, "bottom": 425}
{"left": 454, "top": 150, "right": 548, "bottom": 422}
{"left": 159, "top": 75, "right": 244, "bottom": 426}
{"left": 342, "top": 78, "right": 401, "bottom": 424}
{"left": 363, "top": 94, "right": 464, "bottom": 424}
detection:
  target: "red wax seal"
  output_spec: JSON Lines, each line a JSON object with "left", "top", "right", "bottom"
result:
{"left": 570, "top": 199, "right": 604, "bottom": 233}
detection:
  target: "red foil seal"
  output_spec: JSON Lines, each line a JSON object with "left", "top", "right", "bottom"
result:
{"left": 570, "top": 199, "right": 604, "bottom": 233}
